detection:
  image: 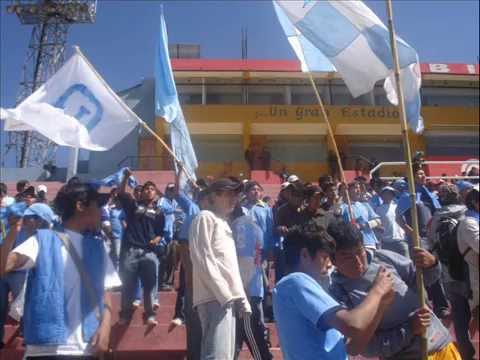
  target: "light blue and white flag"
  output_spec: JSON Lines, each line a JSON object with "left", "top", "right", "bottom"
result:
{"left": 0, "top": 49, "right": 140, "bottom": 149}
{"left": 100, "top": 167, "right": 138, "bottom": 189}
{"left": 274, "top": 0, "right": 424, "bottom": 133}
{"left": 155, "top": 9, "right": 198, "bottom": 184}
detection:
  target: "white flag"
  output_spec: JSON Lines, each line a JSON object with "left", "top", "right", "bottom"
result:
{"left": 1, "top": 49, "right": 139, "bottom": 150}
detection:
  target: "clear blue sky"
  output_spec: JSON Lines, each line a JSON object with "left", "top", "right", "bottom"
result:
{"left": 0, "top": 0, "right": 479, "bottom": 166}
{"left": 1, "top": 0, "right": 479, "bottom": 108}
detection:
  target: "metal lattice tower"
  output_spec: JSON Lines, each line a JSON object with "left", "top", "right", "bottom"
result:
{"left": 5, "top": 0, "right": 97, "bottom": 168}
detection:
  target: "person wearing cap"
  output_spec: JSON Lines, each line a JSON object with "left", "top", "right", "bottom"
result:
{"left": 0, "top": 203, "right": 57, "bottom": 347}
{"left": 300, "top": 184, "right": 335, "bottom": 233}
{"left": 376, "top": 186, "right": 409, "bottom": 258}
{"left": 189, "top": 178, "right": 252, "bottom": 360}
{"left": 2, "top": 181, "right": 120, "bottom": 358}
{"left": 117, "top": 169, "right": 165, "bottom": 326}
{"left": 457, "top": 185, "right": 479, "bottom": 339}
{"left": 36, "top": 184, "right": 48, "bottom": 204}
{"left": 456, "top": 180, "right": 474, "bottom": 203}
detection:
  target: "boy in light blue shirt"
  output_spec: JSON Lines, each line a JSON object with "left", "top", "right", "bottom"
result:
{"left": 273, "top": 226, "right": 395, "bottom": 360}
{"left": 231, "top": 205, "right": 272, "bottom": 359}
{"left": 341, "top": 181, "right": 381, "bottom": 249}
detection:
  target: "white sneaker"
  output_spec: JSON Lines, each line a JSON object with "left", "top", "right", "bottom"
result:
{"left": 170, "top": 318, "right": 184, "bottom": 327}
{"left": 153, "top": 302, "right": 160, "bottom": 311}
{"left": 147, "top": 316, "right": 158, "bottom": 326}
{"left": 132, "top": 299, "right": 141, "bottom": 308}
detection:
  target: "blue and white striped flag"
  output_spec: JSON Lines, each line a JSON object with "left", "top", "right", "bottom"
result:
{"left": 273, "top": 0, "right": 424, "bottom": 133}
{"left": 155, "top": 9, "right": 198, "bottom": 186}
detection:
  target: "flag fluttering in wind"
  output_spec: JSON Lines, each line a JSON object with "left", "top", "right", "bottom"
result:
{"left": 273, "top": 0, "right": 424, "bottom": 133}
{"left": 0, "top": 49, "right": 140, "bottom": 149}
{"left": 155, "top": 9, "right": 198, "bottom": 186}
{"left": 100, "top": 167, "right": 138, "bottom": 189}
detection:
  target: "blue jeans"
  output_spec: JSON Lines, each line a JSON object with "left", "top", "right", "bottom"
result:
{"left": 119, "top": 248, "right": 159, "bottom": 319}
{"left": 0, "top": 272, "right": 27, "bottom": 344}
{"left": 197, "top": 301, "right": 236, "bottom": 360}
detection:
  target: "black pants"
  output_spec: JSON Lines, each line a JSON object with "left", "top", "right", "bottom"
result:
{"left": 173, "top": 265, "right": 185, "bottom": 320}
{"left": 448, "top": 291, "right": 475, "bottom": 360}
{"left": 235, "top": 297, "right": 272, "bottom": 360}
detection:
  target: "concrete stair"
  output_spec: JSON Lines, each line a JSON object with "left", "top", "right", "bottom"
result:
{"left": 2, "top": 289, "right": 479, "bottom": 360}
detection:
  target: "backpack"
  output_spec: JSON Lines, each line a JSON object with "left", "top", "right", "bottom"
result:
{"left": 435, "top": 216, "right": 471, "bottom": 282}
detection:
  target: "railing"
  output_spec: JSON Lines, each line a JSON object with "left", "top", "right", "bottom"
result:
{"left": 369, "top": 160, "right": 480, "bottom": 180}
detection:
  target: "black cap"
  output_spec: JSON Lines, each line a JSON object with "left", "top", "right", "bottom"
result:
{"left": 208, "top": 178, "right": 243, "bottom": 194}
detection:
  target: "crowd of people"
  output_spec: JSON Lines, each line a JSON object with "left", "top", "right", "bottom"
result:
{"left": 0, "top": 162, "right": 478, "bottom": 360}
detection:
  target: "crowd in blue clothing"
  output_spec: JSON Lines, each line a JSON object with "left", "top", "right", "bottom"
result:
{"left": 0, "top": 162, "right": 478, "bottom": 360}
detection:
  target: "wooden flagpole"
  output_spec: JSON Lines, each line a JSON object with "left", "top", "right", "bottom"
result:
{"left": 385, "top": 1, "right": 428, "bottom": 359}
{"left": 307, "top": 73, "right": 355, "bottom": 220}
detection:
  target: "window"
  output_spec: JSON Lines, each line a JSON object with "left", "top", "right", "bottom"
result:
{"left": 331, "top": 85, "right": 374, "bottom": 105}
{"left": 178, "top": 85, "right": 202, "bottom": 105}
{"left": 291, "top": 85, "right": 330, "bottom": 105}
{"left": 426, "top": 135, "right": 479, "bottom": 157}
{"left": 267, "top": 135, "right": 328, "bottom": 162}
{"left": 206, "top": 85, "right": 242, "bottom": 104}
{"left": 247, "top": 85, "right": 285, "bottom": 105}
{"left": 422, "top": 87, "right": 479, "bottom": 107}
{"left": 193, "top": 135, "right": 244, "bottom": 162}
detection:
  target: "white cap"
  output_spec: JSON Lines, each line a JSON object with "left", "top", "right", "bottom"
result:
{"left": 287, "top": 174, "right": 299, "bottom": 183}
{"left": 280, "top": 182, "right": 291, "bottom": 190}
{"left": 37, "top": 184, "right": 48, "bottom": 193}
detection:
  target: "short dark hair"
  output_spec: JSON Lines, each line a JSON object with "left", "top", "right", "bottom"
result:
{"left": 245, "top": 181, "right": 263, "bottom": 193}
{"left": 16, "top": 179, "right": 29, "bottom": 193}
{"left": 327, "top": 222, "right": 363, "bottom": 258}
{"left": 0, "top": 183, "right": 7, "bottom": 196}
{"left": 143, "top": 181, "right": 157, "bottom": 189}
{"left": 465, "top": 188, "right": 479, "bottom": 211}
{"left": 284, "top": 229, "right": 335, "bottom": 270}
{"left": 438, "top": 184, "right": 460, "bottom": 206}
{"left": 54, "top": 182, "right": 107, "bottom": 221}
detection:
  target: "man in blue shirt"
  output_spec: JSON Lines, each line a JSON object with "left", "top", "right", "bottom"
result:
{"left": 231, "top": 205, "right": 272, "bottom": 360}
{"left": 341, "top": 181, "right": 381, "bottom": 249}
{"left": 273, "top": 226, "right": 395, "bottom": 360}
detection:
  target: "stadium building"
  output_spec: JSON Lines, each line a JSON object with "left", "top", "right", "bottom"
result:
{"left": 86, "top": 59, "right": 479, "bottom": 182}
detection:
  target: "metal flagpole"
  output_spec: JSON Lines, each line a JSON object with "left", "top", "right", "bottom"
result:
{"left": 385, "top": 1, "right": 428, "bottom": 359}
{"left": 307, "top": 73, "right": 355, "bottom": 220}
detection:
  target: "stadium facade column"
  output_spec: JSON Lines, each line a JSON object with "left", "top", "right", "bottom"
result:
{"left": 243, "top": 119, "right": 251, "bottom": 152}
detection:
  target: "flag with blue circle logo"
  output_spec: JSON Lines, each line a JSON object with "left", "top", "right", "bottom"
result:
{"left": 1, "top": 49, "right": 140, "bottom": 150}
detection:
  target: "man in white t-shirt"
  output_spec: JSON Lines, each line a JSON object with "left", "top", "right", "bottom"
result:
{"left": 2, "top": 181, "right": 121, "bottom": 359}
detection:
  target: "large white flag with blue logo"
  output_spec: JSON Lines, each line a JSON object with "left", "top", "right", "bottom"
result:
{"left": 274, "top": 0, "right": 424, "bottom": 133}
{"left": 0, "top": 49, "right": 139, "bottom": 150}
{"left": 155, "top": 10, "right": 198, "bottom": 182}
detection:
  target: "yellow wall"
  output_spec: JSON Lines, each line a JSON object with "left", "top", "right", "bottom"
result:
{"left": 139, "top": 105, "right": 478, "bottom": 180}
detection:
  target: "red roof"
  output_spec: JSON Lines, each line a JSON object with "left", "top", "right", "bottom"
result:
{"left": 171, "top": 59, "right": 480, "bottom": 76}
